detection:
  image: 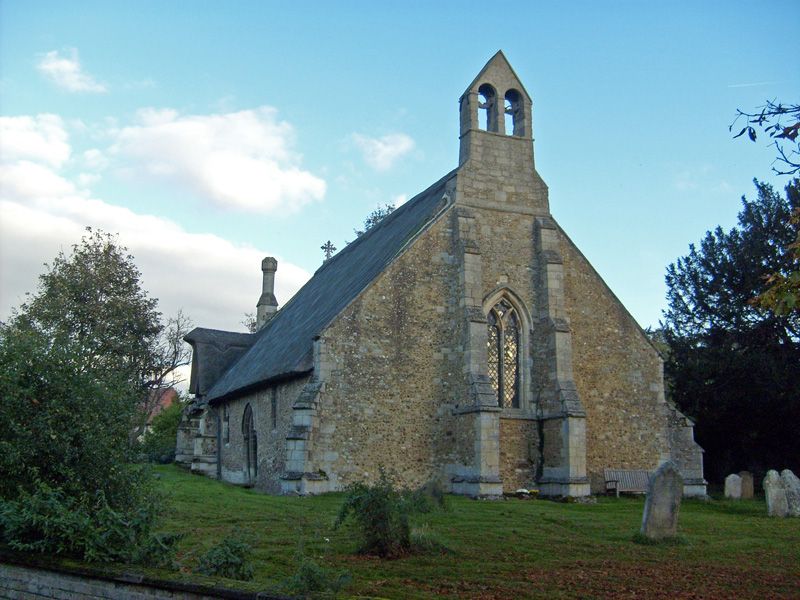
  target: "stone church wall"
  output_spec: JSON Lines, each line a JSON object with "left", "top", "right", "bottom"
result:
{"left": 499, "top": 417, "right": 539, "bottom": 491}
{"left": 311, "top": 214, "right": 468, "bottom": 490}
{"left": 559, "top": 228, "right": 671, "bottom": 492}
{"left": 217, "top": 376, "right": 308, "bottom": 492}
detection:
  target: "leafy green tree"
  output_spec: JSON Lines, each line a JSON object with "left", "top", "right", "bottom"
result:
{"left": 354, "top": 203, "right": 395, "bottom": 237}
{"left": 0, "top": 228, "right": 183, "bottom": 562}
{"left": 752, "top": 206, "right": 800, "bottom": 315}
{"left": 12, "top": 228, "right": 191, "bottom": 439}
{"left": 662, "top": 179, "right": 800, "bottom": 482}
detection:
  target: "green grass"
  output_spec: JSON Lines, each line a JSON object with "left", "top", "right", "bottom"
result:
{"left": 141, "top": 465, "right": 799, "bottom": 599}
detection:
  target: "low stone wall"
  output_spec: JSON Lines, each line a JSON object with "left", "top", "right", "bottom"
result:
{"left": 0, "top": 557, "right": 287, "bottom": 600}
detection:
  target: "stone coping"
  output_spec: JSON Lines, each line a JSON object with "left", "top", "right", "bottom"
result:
{"left": 0, "top": 550, "right": 291, "bottom": 600}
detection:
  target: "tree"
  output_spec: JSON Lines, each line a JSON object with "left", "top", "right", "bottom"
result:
{"left": 353, "top": 203, "right": 395, "bottom": 237}
{"left": 133, "top": 310, "right": 192, "bottom": 441}
{"left": 732, "top": 100, "right": 800, "bottom": 175}
{"left": 241, "top": 312, "right": 258, "bottom": 333}
{"left": 12, "top": 228, "right": 191, "bottom": 440}
{"left": 662, "top": 179, "right": 800, "bottom": 482}
{"left": 0, "top": 228, "right": 183, "bottom": 562}
{"left": 140, "top": 392, "right": 187, "bottom": 463}
{"left": 751, "top": 206, "right": 800, "bottom": 315}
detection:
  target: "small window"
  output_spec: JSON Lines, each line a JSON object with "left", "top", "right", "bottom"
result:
{"left": 243, "top": 404, "right": 257, "bottom": 483}
{"left": 270, "top": 388, "right": 277, "bottom": 430}
{"left": 504, "top": 89, "right": 523, "bottom": 136}
{"left": 477, "top": 83, "right": 497, "bottom": 132}
{"left": 222, "top": 404, "right": 230, "bottom": 443}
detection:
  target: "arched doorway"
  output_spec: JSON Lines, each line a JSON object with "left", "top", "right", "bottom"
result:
{"left": 242, "top": 404, "right": 257, "bottom": 485}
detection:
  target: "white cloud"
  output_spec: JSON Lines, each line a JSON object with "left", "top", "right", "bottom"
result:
{"left": 110, "top": 107, "right": 326, "bottom": 213}
{"left": 352, "top": 133, "right": 415, "bottom": 171}
{"left": 77, "top": 173, "right": 101, "bottom": 187}
{"left": 82, "top": 148, "right": 109, "bottom": 170}
{"left": 0, "top": 116, "right": 311, "bottom": 332}
{"left": 392, "top": 193, "right": 409, "bottom": 207}
{"left": 0, "top": 115, "right": 71, "bottom": 167}
{"left": 37, "top": 48, "right": 107, "bottom": 93}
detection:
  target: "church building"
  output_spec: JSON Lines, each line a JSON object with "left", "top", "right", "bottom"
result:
{"left": 177, "top": 52, "right": 706, "bottom": 498}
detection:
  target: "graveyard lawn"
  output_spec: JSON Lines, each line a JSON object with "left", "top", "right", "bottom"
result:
{"left": 119, "top": 467, "right": 800, "bottom": 598}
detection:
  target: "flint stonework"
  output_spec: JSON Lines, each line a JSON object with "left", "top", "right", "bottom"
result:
{"left": 724, "top": 474, "right": 742, "bottom": 500}
{"left": 738, "top": 471, "right": 754, "bottom": 500}
{"left": 764, "top": 470, "right": 788, "bottom": 518}
{"left": 781, "top": 469, "right": 800, "bottom": 517}
{"left": 640, "top": 461, "right": 683, "bottom": 540}
{"left": 178, "top": 52, "right": 708, "bottom": 500}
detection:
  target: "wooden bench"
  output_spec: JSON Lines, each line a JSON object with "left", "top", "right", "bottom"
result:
{"left": 604, "top": 469, "right": 652, "bottom": 497}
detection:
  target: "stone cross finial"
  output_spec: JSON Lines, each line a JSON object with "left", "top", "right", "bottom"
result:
{"left": 321, "top": 240, "right": 336, "bottom": 260}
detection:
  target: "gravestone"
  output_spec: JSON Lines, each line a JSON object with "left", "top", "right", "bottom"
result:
{"left": 763, "top": 470, "right": 788, "bottom": 518}
{"left": 724, "top": 474, "right": 742, "bottom": 499}
{"left": 738, "top": 471, "right": 754, "bottom": 499}
{"left": 781, "top": 469, "right": 800, "bottom": 517}
{"left": 640, "top": 461, "right": 683, "bottom": 540}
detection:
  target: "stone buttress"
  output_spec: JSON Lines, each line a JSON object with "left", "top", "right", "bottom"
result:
{"left": 451, "top": 51, "right": 590, "bottom": 497}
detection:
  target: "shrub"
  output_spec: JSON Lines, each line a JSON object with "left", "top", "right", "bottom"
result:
{"left": 410, "top": 524, "right": 452, "bottom": 555}
{"left": 0, "top": 480, "right": 179, "bottom": 565}
{"left": 335, "top": 468, "right": 441, "bottom": 558}
{"left": 194, "top": 535, "right": 254, "bottom": 581}
{"left": 280, "top": 552, "right": 351, "bottom": 598}
{"left": 0, "top": 320, "right": 171, "bottom": 564}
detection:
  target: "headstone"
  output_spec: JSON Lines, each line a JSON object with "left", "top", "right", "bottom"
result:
{"left": 763, "top": 470, "right": 788, "bottom": 517}
{"left": 738, "top": 471, "right": 754, "bottom": 499}
{"left": 724, "top": 474, "right": 742, "bottom": 499}
{"left": 781, "top": 469, "right": 800, "bottom": 517}
{"left": 640, "top": 461, "right": 683, "bottom": 540}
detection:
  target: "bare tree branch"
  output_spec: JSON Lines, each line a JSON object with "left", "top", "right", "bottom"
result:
{"left": 731, "top": 100, "right": 800, "bottom": 175}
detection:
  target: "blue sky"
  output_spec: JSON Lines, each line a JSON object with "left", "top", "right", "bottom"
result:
{"left": 1, "top": 0, "right": 798, "bottom": 333}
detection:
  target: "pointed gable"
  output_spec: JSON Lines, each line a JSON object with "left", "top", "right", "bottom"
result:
{"left": 462, "top": 50, "right": 532, "bottom": 103}
{"left": 205, "top": 170, "right": 457, "bottom": 402}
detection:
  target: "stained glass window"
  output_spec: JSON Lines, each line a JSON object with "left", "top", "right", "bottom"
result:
{"left": 487, "top": 299, "right": 520, "bottom": 408}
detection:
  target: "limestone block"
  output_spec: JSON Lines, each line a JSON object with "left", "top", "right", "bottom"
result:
{"left": 781, "top": 469, "right": 800, "bottom": 517}
{"left": 763, "top": 470, "right": 789, "bottom": 518}
{"left": 724, "top": 474, "right": 742, "bottom": 500}
{"left": 738, "top": 471, "right": 754, "bottom": 499}
{"left": 640, "top": 461, "right": 683, "bottom": 540}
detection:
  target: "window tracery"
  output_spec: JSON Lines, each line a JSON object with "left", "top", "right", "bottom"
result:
{"left": 487, "top": 298, "right": 521, "bottom": 408}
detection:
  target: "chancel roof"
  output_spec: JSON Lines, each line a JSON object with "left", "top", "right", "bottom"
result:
{"left": 205, "top": 169, "right": 457, "bottom": 402}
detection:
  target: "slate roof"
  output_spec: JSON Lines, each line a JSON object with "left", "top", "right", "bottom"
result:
{"left": 205, "top": 169, "right": 457, "bottom": 403}
{"left": 184, "top": 328, "right": 255, "bottom": 397}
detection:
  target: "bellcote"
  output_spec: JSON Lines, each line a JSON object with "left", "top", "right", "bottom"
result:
{"left": 459, "top": 51, "right": 534, "bottom": 165}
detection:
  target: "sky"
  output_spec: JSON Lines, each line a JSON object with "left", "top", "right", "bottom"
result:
{"left": 1, "top": 0, "right": 799, "bottom": 335}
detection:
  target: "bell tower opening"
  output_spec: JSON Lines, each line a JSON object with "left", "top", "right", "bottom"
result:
{"left": 478, "top": 83, "right": 498, "bottom": 132}
{"left": 458, "top": 51, "right": 536, "bottom": 167}
{"left": 504, "top": 89, "right": 524, "bottom": 136}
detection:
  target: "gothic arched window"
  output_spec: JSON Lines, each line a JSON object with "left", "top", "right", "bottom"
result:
{"left": 487, "top": 298, "right": 520, "bottom": 408}
{"left": 242, "top": 404, "right": 257, "bottom": 484}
